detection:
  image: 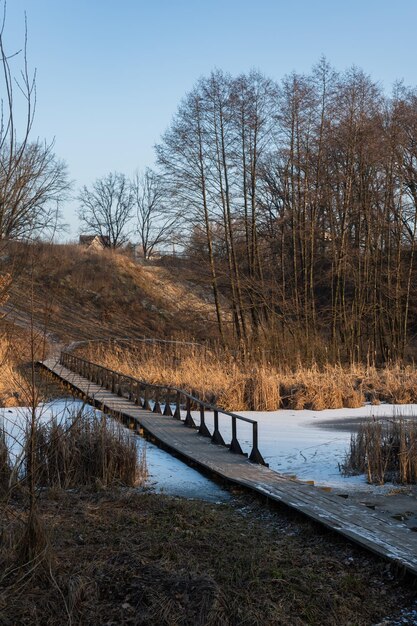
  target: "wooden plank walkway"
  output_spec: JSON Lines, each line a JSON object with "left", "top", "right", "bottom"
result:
{"left": 40, "top": 358, "right": 417, "bottom": 576}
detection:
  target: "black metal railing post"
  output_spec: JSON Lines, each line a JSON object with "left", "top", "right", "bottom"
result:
{"left": 229, "top": 415, "right": 245, "bottom": 455}
{"left": 198, "top": 404, "right": 211, "bottom": 438}
{"left": 211, "top": 410, "right": 226, "bottom": 446}
{"left": 153, "top": 389, "right": 162, "bottom": 414}
{"left": 143, "top": 386, "right": 151, "bottom": 411}
{"left": 174, "top": 390, "right": 181, "bottom": 419}
{"left": 163, "top": 389, "right": 173, "bottom": 416}
{"left": 249, "top": 422, "right": 268, "bottom": 466}
{"left": 184, "top": 396, "right": 196, "bottom": 428}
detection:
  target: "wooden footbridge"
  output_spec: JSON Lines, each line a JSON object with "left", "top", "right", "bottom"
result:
{"left": 40, "top": 352, "right": 417, "bottom": 577}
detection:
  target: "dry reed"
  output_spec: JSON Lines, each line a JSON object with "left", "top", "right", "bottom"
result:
{"left": 342, "top": 417, "right": 417, "bottom": 484}
{"left": 27, "top": 411, "right": 146, "bottom": 489}
{"left": 78, "top": 341, "right": 417, "bottom": 412}
{"left": 0, "top": 335, "right": 27, "bottom": 407}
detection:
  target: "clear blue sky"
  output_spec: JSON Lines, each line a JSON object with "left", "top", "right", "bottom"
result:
{"left": 5, "top": 0, "right": 417, "bottom": 238}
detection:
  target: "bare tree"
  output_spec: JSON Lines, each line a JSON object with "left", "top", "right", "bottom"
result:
{"left": 0, "top": 141, "right": 70, "bottom": 240}
{"left": 0, "top": 5, "right": 70, "bottom": 241}
{"left": 132, "top": 168, "right": 178, "bottom": 259}
{"left": 156, "top": 86, "right": 227, "bottom": 344}
{"left": 77, "top": 172, "right": 134, "bottom": 248}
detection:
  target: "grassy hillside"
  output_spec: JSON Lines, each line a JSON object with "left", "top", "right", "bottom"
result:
{"left": 2, "top": 242, "right": 226, "bottom": 346}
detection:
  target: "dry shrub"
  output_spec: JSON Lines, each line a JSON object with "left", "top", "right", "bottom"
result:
{"left": 375, "top": 365, "right": 417, "bottom": 404}
{"left": 280, "top": 364, "right": 352, "bottom": 410}
{"left": 0, "top": 323, "right": 51, "bottom": 407}
{"left": 16, "top": 506, "right": 49, "bottom": 566}
{"left": 342, "top": 389, "right": 364, "bottom": 408}
{"left": 342, "top": 417, "right": 417, "bottom": 484}
{"left": 29, "top": 412, "right": 145, "bottom": 489}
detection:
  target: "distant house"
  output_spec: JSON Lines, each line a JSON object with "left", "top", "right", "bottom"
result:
{"left": 79, "top": 235, "right": 110, "bottom": 251}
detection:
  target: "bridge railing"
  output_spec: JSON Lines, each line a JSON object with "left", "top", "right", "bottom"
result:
{"left": 60, "top": 351, "right": 268, "bottom": 466}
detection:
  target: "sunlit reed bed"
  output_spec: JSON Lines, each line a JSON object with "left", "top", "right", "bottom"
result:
{"left": 342, "top": 417, "right": 417, "bottom": 485}
{"left": 79, "top": 341, "right": 417, "bottom": 411}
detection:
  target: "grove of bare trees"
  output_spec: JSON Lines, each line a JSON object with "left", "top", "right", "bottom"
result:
{"left": 78, "top": 169, "right": 178, "bottom": 254}
{"left": 156, "top": 61, "right": 417, "bottom": 364}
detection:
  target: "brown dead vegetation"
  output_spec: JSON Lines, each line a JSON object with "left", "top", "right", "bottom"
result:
{"left": 1, "top": 490, "right": 415, "bottom": 626}
{"left": 29, "top": 413, "right": 145, "bottom": 490}
{"left": 1, "top": 407, "right": 146, "bottom": 505}
{"left": 4, "top": 241, "right": 417, "bottom": 411}
{"left": 0, "top": 325, "right": 48, "bottom": 407}
{"left": 0, "top": 429, "right": 11, "bottom": 496}
{"left": 79, "top": 341, "right": 417, "bottom": 412}
{"left": 2, "top": 241, "right": 227, "bottom": 344}
{"left": 343, "top": 417, "right": 417, "bottom": 485}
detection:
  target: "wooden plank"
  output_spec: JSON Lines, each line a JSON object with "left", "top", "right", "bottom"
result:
{"left": 39, "top": 358, "right": 417, "bottom": 576}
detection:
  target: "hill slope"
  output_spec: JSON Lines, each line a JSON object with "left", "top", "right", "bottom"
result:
{"left": 2, "top": 242, "right": 227, "bottom": 346}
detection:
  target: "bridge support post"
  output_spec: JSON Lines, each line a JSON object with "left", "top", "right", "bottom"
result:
{"left": 184, "top": 396, "right": 196, "bottom": 428}
{"left": 174, "top": 391, "right": 181, "bottom": 419}
{"left": 163, "top": 389, "right": 173, "bottom": 416}
{"left": 249, "top": 422, "right": 268, "bottom": 466}
{"left": 117, "top": 375, "right": 123, "bottom": 397}
{"left": 198, "top": 405, "right": 211, "bottom": 438}
{"left": 142, "top": 387, "right": 151, "bottom": 411}
{"left": 153, "top": 391, "right": 162, "bottom": 414}
{"left": 211, "top": 410, "right": 226, "bottom": 446}
{"left": 229, "top": 416, "right": 245, "bottom": 456}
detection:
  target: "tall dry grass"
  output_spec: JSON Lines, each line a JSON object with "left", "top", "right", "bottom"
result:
{"left": 342, "top": 418, "right": 417, "bottom": 484}
{"left": 78, "top": 341, "right": 417, "bottom": 411}
{"left": 281, "top": 362, "right": 371, "bottom": 410}
{"left": 29, "top": 412, "right": 146, "bottom": 489}
{"left": 80, "top": 341, "right": 281, "bottom": 411}
{"left": 1, "top": 410, "right": 147, "bottom": 571}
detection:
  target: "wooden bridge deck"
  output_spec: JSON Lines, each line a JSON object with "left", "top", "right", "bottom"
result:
{"left": 40, "top": 358, "right": 417, "bottom": 577}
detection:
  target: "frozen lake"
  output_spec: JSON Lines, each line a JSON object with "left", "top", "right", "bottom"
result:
{"left": 2, "top": 399, "right": 416, "bottom": 499}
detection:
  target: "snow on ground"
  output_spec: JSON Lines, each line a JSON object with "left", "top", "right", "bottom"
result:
{"left": 144, "top": 439, "right": 230, "bottom": 502}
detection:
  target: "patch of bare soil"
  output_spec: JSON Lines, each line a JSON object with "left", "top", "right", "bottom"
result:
{"left": 0, "top": 490, "right": 415, "bottom": 625}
